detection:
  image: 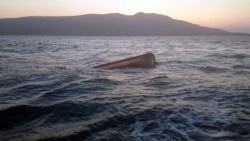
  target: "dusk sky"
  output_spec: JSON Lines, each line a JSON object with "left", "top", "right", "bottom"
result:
{"left": 1, "top": 0, "right": 250, "bottom": 33}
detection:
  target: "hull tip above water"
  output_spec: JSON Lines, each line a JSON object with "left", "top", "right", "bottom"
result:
{"left": 93, "top": 53, "right": 156, "bottom": 69}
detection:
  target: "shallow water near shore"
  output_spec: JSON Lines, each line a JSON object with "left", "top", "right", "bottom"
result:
{"left": 0, "top": 36, "right": 249, "bottom": 141}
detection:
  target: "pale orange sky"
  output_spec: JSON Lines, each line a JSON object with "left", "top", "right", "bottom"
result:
{"left": 1, "top": 0, "right": 250, "bottom": 33}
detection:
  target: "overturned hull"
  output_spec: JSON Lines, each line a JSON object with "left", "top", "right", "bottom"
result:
{"left": 94, "top": 53, "right": 156, "bottom": 69}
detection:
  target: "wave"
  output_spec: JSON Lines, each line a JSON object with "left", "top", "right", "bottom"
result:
{"left": 209, "top": 53, "right": 250, "bottom": 59}
{"left": 0, "top": 101, "right": 110, "bottom": 131}
{"left": 142, "top": 75, "right": 182, "bottom": 90}
{"left": 0, "top": 105, "right": 51, "bottom": 130}
{"left": 196, "top": 66, "right": 229, "bottom": 73}
{"left": 232, "top": 64, "right": 250, "bottom": 69}
{"left": 0, "top": 88, "right": 249, "bottom": 141}
{"left": 7, "top": 104, "right": 243, "bottom": 141}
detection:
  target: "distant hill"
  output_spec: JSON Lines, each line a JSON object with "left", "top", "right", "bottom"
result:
{"left": 0, "top": 12, "right": 240, "bottom": 36}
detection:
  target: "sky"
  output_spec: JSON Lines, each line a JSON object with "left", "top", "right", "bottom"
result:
{"left": 1, "top": 0, "right": 250, "bottom": 33}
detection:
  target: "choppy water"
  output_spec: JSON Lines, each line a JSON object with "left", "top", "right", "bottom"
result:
{"left": 0, "top": 36, "right": 249, "bottom": 141}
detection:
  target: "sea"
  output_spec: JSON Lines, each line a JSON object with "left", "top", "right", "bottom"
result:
{"left": 0, "top": 36, "right": 249, "bottom": 141}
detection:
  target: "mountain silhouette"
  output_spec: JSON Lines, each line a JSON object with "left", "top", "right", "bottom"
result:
{"left": 0, "top": 12, "right": 235, "bottom": 35}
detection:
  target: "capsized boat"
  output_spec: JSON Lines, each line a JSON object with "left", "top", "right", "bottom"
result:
{"left": 94, "top": 53, "right": 156, "bottom": 69}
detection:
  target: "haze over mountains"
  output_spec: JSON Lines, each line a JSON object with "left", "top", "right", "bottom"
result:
{"left": 0, "top": 12, "right": 243, "bottom": 36}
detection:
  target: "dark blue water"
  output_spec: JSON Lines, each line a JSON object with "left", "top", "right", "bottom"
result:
{"left": 0, "top": 36, "right": 249, "bottom": 141}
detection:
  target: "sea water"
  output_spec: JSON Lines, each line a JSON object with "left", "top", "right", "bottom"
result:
{"left": 0, "top": 36, "right": 249, "bottom": 141}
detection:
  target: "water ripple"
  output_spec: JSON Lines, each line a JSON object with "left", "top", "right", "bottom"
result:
{"left": 0, "top": 36, "right": 249, "bottom": 141}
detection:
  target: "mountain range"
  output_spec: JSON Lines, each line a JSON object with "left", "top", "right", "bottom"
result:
{"left": 0, "top": 12, "right": 245, "bottom": 36}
